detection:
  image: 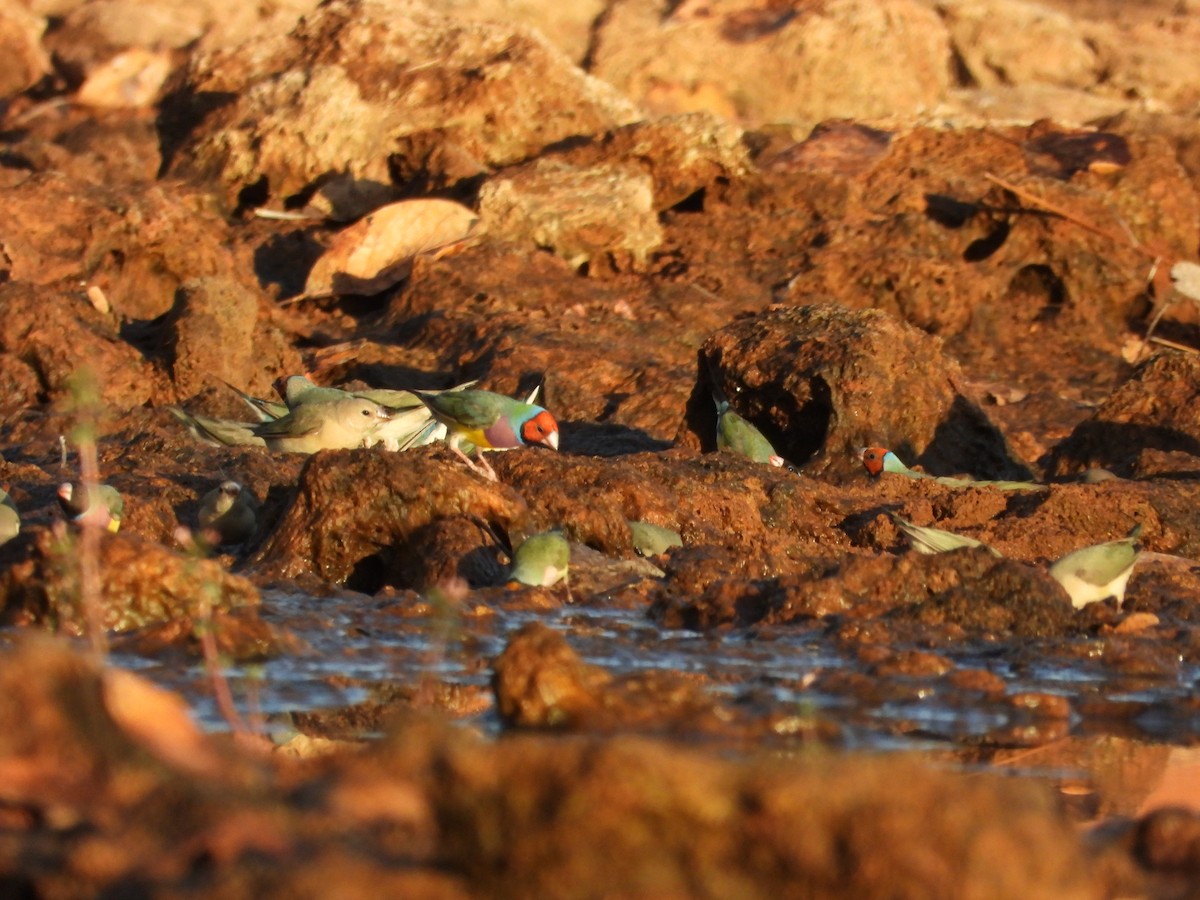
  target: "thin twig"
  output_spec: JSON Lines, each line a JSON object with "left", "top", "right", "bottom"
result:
{"left": 983, "top": 172, "right": 1154, "bottom": 258}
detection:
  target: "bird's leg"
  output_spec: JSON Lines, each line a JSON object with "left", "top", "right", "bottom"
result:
{"left": 448, "top": 439, "right": 497, "bottom": 481}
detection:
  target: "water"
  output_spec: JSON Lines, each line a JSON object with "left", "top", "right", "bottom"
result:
{"left": 106, "top": 587, "right": 1200, "bottom": 750}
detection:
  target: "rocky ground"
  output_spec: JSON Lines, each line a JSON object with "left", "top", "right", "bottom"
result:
{"left": 3, "top": 0, "right": 1200, "bottom": 895}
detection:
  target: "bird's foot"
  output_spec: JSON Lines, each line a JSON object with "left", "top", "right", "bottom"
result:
{"left": 451, "top": 445, "right": 497, "bottom": 482}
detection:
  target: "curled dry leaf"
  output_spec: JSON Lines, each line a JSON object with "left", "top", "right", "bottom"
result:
{"left": 303, "top": 199, "right": 479, "bottom": 299}
{"left": 76, "top": 48, "right": 174, "bottom": 109}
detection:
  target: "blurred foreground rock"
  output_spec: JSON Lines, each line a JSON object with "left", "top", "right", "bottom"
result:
{"left": 0, "top": 635, "right": 1110, "bottom": 899}
{"left": 0, "top": 527, "right": 260, "bottom": 633}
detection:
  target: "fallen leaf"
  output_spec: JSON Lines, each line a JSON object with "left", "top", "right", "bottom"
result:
{"left": 303, "top": 199, "right": 479, "bottom": 298}
{"left": 1114, "top": 612, "right": 1159, "bottom": 634}
{"left": 76, "top": 49, "right": 173, "bottom": 109}
{"left": 102, "top": 668, "right": 225, "bottom": 776}
{"left": 1170, "top": 260, "right": 1200, "bottom": 303}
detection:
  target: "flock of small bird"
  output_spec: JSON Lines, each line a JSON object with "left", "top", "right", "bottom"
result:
{"left": 858, "top": 446, "right": 1143, "bottom": 611}
{"left": 0, "top": 375, "right": 1143, "bottom": 606}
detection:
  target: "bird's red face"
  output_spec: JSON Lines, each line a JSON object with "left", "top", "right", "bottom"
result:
{"left": 859, "top": 446, "right": 889, "bottom": 477}
{"left": 521, "top": 410, "right": 560, "bottom": 450}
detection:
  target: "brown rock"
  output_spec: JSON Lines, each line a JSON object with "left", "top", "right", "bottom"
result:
{"left": 249, "top": 448, "right": 529, "bottom": 590}
{"left": 938, "top": 0, "right": 1100, "bottom": 91}
{"left": 690, "top": 304, "right": 1031, "bottom": 480}
{"left": 478, "top": 160, "right": 663, "bottom": 271}
{"left": 1134, "top": 807, "right": 1200, "bottom": 873}
{"left": 386, "top": 244, "right": 733, "bottom": 442}
{"left": 0, "top": 281, "right": 163, "bottom": 409}
{"left": 169, "top": 277, "right": 260, "bottom": 398}
{"left": 162, "top": 0, "right": 639, "bottom": 213}
{"left": 491, "top": 621, "right": 765, "bottom": 737}
{"left": 0, "top": 0, "right": 50, "bottom": 99}
{"left": 1047, "top": 353, "right": 1200, "bottom": 477}
{"left": 427, "top": 729, "right": 1101, "bottom": 898}
{"left": 497, "top": 447, "right": 849, "bottom": 563}
{"left": 0, "top": 527, "right": 260, "bottom": 633}
{"left": 491, "top": 622, "right": 608, "bottom": 727}
{"left": 435, "top": 0, "right": 603, "bottom": 63}
{"left": 590, "top": 0, "right": 951, "bottom": 125}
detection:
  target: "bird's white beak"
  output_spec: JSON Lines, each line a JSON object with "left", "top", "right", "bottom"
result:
{"left": 547, "top": 430, "right": 560, "bottom": 450}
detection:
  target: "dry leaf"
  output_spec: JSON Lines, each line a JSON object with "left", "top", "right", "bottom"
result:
{"left": 1170, "top": 260, "right": 1200, "bottom": 303}
{"left": 1113, "top": 612, "right": 1158, "bottom": 634}
{"left": 303, "top": 199, "right": 479, "bottom": 298}
{"left": 76, "top": 49, "right": 173, "bottom": 109}
{"left": 1121, "top": 335, "right": 1146, "bottom": 364}
{"left": 102, "top": 668, "right": 225, "bottom": 776}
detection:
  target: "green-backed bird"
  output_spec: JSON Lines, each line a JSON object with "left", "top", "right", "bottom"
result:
{"left": 859, "top": 446, "right": 1044, "bottom": 492}
{"left": 508, "top": 531, "right": 570, "bottom": 588}
{"left": 890, "top": 514, "right": 1000, "bottom": 556}
{"left": 251, "top": 396, "right": 391, "bottom": 453}
{"left": 715, "top": 396, "right": 783, "bottom": 467}
{"left": 197, "top": 480, "right": 257, "bottom": 545}
{"left": 0, "top": 489, "right": 19, "bottom": 546}
{"left": 231, "top": 376, "right": 481, "bottom": 452}
{"left": 629, "top": 520, "right": 682, "bottom": 557}
{"left": 414, "top": 389, "right": 559, "bottom": 481}
{"left": 1048, "top": 524, "right": 1142, "bottom": 610}
{"left": 58, "top": 482, "right": 123, "bottom": 532}
{"left": 167, "top": 407, "right": 267, "bottom": 448}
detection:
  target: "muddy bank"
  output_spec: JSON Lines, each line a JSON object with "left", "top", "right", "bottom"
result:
{"left": 3, "top": 0, "right": 1200, "bottom": 895}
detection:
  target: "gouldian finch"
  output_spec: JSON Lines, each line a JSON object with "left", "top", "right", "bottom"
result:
{"left": 58, "top": 482, "right": 124, "bottom": 532}
{"left": 859, "top": 447, "right": 1045, "bottom": 492}
{"left": 1048, "top": 524, "right": 1142, "bottom": 610}
{"left": 890, "top": 514, "right": 1001, "bottom": 556}
{"left": 715, "top": 397, "right": 783, "bottom": 467}
{"left": 168, "top": 407, "right": 267, "bottom": 448}
{"left": 628, "top": 520, "right": 682, "bottom": 557}
{"left": 251, "top": 396, "right": 391, "bottom": 454}
{"left": 0, "top": 489, "right": 19, "bottom": 546}
{"left": 414, "top": 389, "right": 559, "bottom": 481}
{"left": 508, "top": 531, "right": 570, "bottom": 588}
{"left": 860, "top": 447, "right": 917, "bottom": 478}
{"left": 251, "top": 377, "right": 482, "bottom": 452}
{"left": 197, "top": 480, "right": 257, "bottom": 545}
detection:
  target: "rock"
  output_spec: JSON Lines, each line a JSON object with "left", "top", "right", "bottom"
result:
{"left": 426, "top": 728, "right": 1100, "bottom": 897}
{"left": 936, "top": 0, "right": 1099, "bottom": 91}
{"left": 1046, "top": 353, "right": 1200, "bottom": 477}
{"left": 0, "top": 281, "right": 164, "bottom": 409}
{"left": 479, "top": 160, "right": 663, "bottom": 272}
{"left": 0, "top": 0, "right": 51, "bottom": 99}
{"left": 491, "top": 621, "right": 764, "bottom": 735}
{"left": 496, "top": 447, "right": 849, "bottom": 566}
{"left": 385, "top": 244, "right": 725, "bottom": 442}
{"left": 162, "top": 0, "right": 640, "bottom": 214}
{"left": 248, "top": 448, "right": 529, "bottom": 590}
{"left": 774, "top": 124, "right": 1197, "bottom": 349}
{"left": 590, "top": 0, "right": 951, "bottom": 126}
{"left": 1084, "top": 10, "right": 1200, "bottom": 112}
{"left": 0, "top": 527, "right": 260, "bottom": 633}
{"left": 1134, "top": 807, "right": 1200, "bottom": 873}
{"left": 0, "top": 171, "right": 259, "bottom": 324}
{"left": 169, "top": 277, "right": 261, "bottom": 399}
{"left": 492, "top": 622, "right": 608, "bottom": 727}
{"left": 654, "top": 545, "right": 1076, "bottom": 636}
{"left": 435, "top": 0, "right": 603, "bottom": 64}
{"left": 549, "top": 112, "right": 752, "bottom": 211}
{"left": 689, "top": 304, "right": 1032, "bottom": 481}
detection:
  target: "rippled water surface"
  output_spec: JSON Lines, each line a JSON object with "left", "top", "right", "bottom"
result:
{"left": 108, "top": 587, "right": 1200, "bottom": 755}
